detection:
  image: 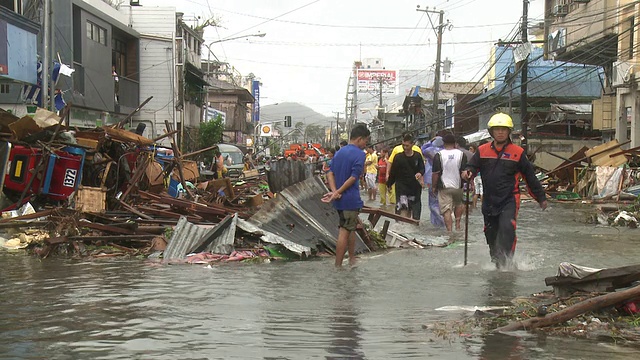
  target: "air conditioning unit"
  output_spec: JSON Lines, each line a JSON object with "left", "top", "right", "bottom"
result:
{"left": 553, "top": 4, "right": 568, "bottom": 16}
{"left": 612, "top": 61, "right": 634, "bottom": 87}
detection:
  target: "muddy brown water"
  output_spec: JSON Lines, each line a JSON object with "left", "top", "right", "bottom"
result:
{"left": 1, "top": 197, "right": 640, "bottom": 359}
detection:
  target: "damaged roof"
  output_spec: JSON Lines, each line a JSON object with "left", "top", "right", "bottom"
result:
{"left": 163, "top": 214, "right": 236, "bottom": 260}
{"left": 247, "top": 176, "right": 370, "bottom": 255}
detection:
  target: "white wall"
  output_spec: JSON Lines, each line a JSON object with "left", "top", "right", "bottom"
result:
{"left": 121, "top": 6, "right": 176, "bottom": 144}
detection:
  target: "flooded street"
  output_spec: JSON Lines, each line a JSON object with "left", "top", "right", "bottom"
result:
{"left": 2, "top": 197, "right": 640, "bottom": 359}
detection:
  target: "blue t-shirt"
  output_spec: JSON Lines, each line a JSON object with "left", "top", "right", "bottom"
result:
{"left": 329, "top": 144, "right": 365, "bottom": 211}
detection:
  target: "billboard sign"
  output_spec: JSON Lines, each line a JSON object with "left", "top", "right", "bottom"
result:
{"left": 252, "top": 80, "right": 260, "bottom": 122}
{"left": 357, "top": 69, "right": 397, "bottom": 95}
{"left": 205, "top": 106, "right": 226, "bottom": 123}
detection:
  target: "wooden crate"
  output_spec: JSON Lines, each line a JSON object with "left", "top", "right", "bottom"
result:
{"left": 75, "top": 186, "right": 107, "bottom": 213}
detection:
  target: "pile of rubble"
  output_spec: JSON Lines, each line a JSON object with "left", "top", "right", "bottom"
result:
{"left": 427, "top": 263, "right": 640, "bottom": 343}
{"left": 0, "top": 105, "right": 422, "bottom": 263}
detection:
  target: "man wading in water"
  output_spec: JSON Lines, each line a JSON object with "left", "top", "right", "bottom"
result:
{"left": 462, "top": 113, "right": 547, "bottom": 269}
{"left": 322, "top": 124, "right": 371, "bottom": 267}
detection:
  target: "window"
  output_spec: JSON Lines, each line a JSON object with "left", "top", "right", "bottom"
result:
{"left": 112, "top": 38, "right": 127, "bottom": 77}
{"left": 0, "top": 84, "right": 9, "bottom": 93}
{"left": 86, "top": 21, "right": 107, "bottom": 45}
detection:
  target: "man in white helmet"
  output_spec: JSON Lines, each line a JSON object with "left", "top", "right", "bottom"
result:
{"left": 462, "top": 113, "right": 547, "bottom": 268}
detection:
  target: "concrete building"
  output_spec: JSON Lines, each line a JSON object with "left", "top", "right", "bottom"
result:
{"left": 544, "top": 0, "right": 640, "bottom": 146}
{"left": 475, "top": 45, "right": 601, "bottom": 133}
{"left": 120, "top": 5, "right": 207, "bottom": 150}
{"left": 345, "top": 58, "right": 435, "bottom": 142}
{"left": 121, "top": 5, "right": 176, "bottom": 146}
{"left": 0, "top": 4, "right": 39, "bottom": 90}
{"left": 0, "top": 0, "right": 141, "bottom": 127}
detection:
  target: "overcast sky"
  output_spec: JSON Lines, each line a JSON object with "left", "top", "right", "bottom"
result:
{"left": 148, "top": 0, "right": 545, "bottom": 116}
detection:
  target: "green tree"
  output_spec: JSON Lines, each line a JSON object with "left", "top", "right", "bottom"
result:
{"left": 199, "top": 115, "right": 224, "bottom": 149}
{"left": 291, "top": 121, "right": 304, "bottom": 143}
{"left": 305, "top": 124, "right": 325, "bottom": 143}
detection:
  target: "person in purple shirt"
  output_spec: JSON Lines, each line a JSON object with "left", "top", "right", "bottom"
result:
{"left": 322, "top": 124, "right": 371, "bottom": 267}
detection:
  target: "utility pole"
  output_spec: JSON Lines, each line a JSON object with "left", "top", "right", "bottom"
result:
{"left": 334, "top": 111, "right": 341, "bottom": 143}
{"left": 520, "top": 0, "right": 529, "bottom": 154}
{"left": 416, "top": 6, "right": 446, "bottom": 131}
{"left": 377, "top": 76, "right": 385, "bottom": 122}
{"left": 42, "top": 0, "right": 50, "bottom": 111}
{"left": 49, "top": 3, "right": 55, "bottom": 112}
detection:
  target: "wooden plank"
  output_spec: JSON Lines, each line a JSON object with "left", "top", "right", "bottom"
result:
{"left": 585, "top": 139, "right": 628, "bottom": 167}
{"left": 360, "top": 207, "right": 420, "bottom": 225}
{"left": 0, "top": 209, "right": 54, "bottom": 223}
{"left": 547, "top": 140, "right": 631, "bottom": 176}
{"left": 102, "top": 126, "right": 154, "bottom": 145}
{"left": 380, "top": 220, "right": 391, "bottom": 240}
{"left": 545, "top": 264, "right": 640, "bottom": 289}
{"left": 117, "top": 199, "right": 154, "bottom": 220}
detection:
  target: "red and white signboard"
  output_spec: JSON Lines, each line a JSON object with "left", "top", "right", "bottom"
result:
{"left": 357, "top": 69, "right": 398, "bottom": 95}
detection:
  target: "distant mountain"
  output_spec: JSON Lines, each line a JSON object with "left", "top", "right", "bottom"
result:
{"left": 260, "top": 102, "right": 335, "bottom": 127}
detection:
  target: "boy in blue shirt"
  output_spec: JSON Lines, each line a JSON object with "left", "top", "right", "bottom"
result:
{"left": 322, "top": 124, "right": 371, "bottom": 267}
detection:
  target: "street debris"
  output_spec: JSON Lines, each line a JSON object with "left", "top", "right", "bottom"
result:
{"left": 0, "top": 106, "right": 421, "bottom": 262}
{"left": 424, "top": 262, "right": 640, "bottom": 344}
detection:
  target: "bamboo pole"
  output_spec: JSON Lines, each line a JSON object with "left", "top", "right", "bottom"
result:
{"left": 494, "top": 284, "right": 640, "bottom": 333}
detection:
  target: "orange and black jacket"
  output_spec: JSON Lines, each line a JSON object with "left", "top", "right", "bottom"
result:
{"left": 465, "top": 141, "right": 546, "bottom": 215}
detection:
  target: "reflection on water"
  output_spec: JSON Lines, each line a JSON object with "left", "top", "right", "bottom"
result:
{"left": 2, "top": 202, "right": 640, "bottom": 359}
{"left": 326, "top": 273, "right": 364, "bottom": 359}
{"left": 477, "top": 333, "right": 525, "bottom": 360}
{"left": 484, "top": 271, "right": 517, "bottom": 307}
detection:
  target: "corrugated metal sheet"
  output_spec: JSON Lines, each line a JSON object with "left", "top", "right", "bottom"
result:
{"left": 248, "top": 176, "right": 369, "bottom": 254}
{"left": 163, "top": 215, "right": 236, "bottom": 260}
{"left": 195, "top": 214, "right": 236, "bottom": 255}
{"left": 237, "top": 219, "right": 311, "bottom": 256}
{"left": 266, "top": 159, "right": 315, "bottom": 193}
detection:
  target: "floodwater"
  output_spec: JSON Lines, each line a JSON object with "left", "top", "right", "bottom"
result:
{"left": 2, "top": 194, "right": 640, "bottom": 359}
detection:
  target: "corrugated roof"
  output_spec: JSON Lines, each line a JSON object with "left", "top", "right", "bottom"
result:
{"left": 248, "top": 176, "right": 370, "bottom": 255}
{"left": 163, "top": 215, "right": 236, "bottom": 260}
{"left": 237, "top": 219, "right": 312, "bottom": 256}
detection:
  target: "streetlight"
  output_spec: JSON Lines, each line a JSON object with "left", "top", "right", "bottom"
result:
{"left": 203, "top": 33, "right": 266, "bottom": 74}
{"left": 202, "top": 32, "right": 266, "bottom": 122}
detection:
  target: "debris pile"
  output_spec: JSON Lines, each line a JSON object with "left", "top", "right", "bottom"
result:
{"left": 426, "top": 263, "right": 640, "bottom": 343}
{"left": 0, "top": 105, "right": 277, "bottom": 259}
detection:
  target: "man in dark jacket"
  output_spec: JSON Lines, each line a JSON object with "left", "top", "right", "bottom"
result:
{"left": 462, "top": 113, "right": 547, "bottom": 268}
{"left": 387, "top": 133, "right": 425, "bottom": 220}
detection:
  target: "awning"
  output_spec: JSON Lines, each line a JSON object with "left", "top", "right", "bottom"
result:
{"left": 185, "top": 62, "right": 209, "bottom": 88}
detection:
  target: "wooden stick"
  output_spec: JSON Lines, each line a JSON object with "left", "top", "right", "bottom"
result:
{"left": 494, "top": 284, "right": 640, "bottom": 333}
{"left": 152, "top": 130, "right": 179, "bottom": 143}
{"left": 609, "top": 144, "right": 640, "bottom": 157}
{"left": 464, "top": 178, "right": 471, "bottom": 266}
{"left": 181, "top": 144, "right": 219, "bottom": 158}
{"left": 111, "top": 96, "right": 153, "bottom": 129}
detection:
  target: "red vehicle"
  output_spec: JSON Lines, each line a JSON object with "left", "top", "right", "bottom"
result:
{"left": 283, "top": 143, "right": 326, "bottom": 158}
{"left": 3, "top": 144, "right": 84, "bottom": 201}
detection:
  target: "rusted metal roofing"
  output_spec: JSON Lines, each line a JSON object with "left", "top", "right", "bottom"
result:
{"left": 248, "top": 176, "right": 370, "bottom": 255}
{"left": 265, "top": 159, "right": 315, "bottom": 193}
{"left": 163, "top": 214, "right": 236, "bottom": 260}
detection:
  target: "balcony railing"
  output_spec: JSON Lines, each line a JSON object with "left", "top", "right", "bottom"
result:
{"left": 118, "top": 76, "right": 139, "bottom": 109}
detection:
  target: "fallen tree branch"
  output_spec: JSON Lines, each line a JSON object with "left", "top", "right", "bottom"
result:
{"left": 494, "top": 284, "right": 640, "bottom": 333}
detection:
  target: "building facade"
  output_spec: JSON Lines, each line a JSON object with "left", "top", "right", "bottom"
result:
{"left": 0, "top": 0, "right": 140, "bottom": 127}
{"left": 544, "top": 0, "right": 640, "bottom": 146}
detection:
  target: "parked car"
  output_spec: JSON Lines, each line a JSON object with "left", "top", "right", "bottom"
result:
{"left": 201, "top": 144, "right": 245, "bottom": 178}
